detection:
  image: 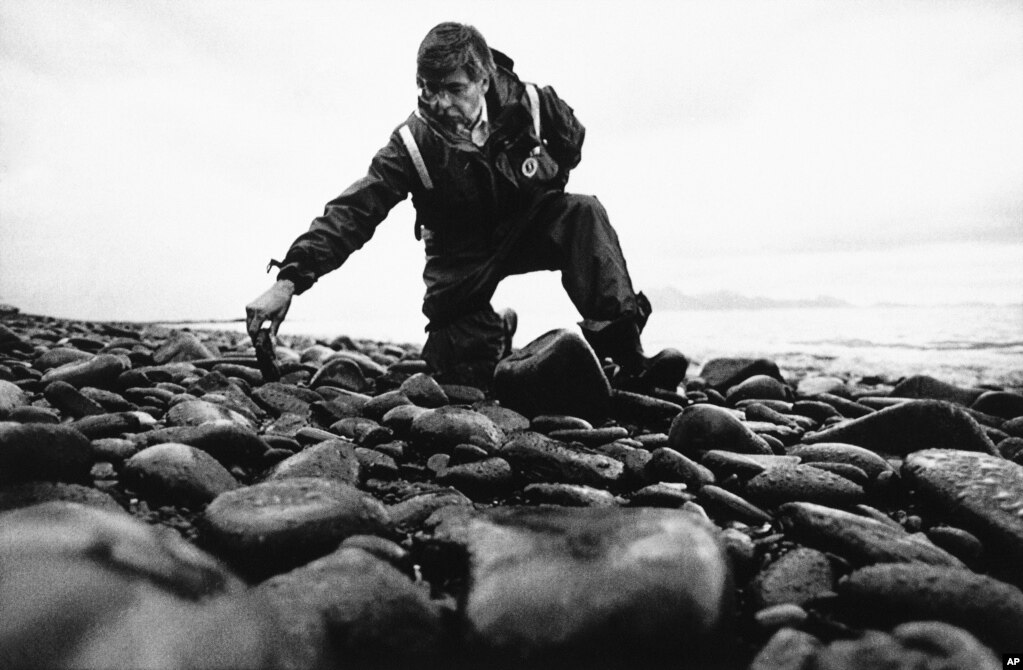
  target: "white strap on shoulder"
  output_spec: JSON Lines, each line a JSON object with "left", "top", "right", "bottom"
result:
{"left": 399, "top": 124, "right": 433, "bottom": 190}
{"left": 525, "top": 83, "right": 541, "bottom": 139}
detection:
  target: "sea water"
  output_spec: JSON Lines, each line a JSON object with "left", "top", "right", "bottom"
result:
{"left": 181, "top": 303, "right": 1023, "bottom": 388}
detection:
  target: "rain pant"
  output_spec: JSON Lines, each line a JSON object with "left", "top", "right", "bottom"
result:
{"left": 271, "top": 49, "right": 647, "bottom": 384}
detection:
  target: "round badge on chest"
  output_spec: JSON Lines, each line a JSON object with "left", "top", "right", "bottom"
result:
{"left": 521, "top": 156, "right": 539, "bottom": 178}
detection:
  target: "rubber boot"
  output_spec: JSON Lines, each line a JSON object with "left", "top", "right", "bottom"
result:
{"left": 581, "top": 317, "right": 688, "bottom": 392}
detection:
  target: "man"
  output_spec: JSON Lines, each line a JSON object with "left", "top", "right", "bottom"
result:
{"left": 246, "top": 22, "right": 685, "bottom": 389}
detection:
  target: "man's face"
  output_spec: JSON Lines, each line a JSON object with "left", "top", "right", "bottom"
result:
{"left": 418, "top": 67, "right": 489, "bottom": 131}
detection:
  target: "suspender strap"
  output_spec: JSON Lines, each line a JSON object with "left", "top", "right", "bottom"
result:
{"left": 399, "top": 124, "right": 434, "bottom": 190}
{"left": 525, "top": 83, "right": 541, "bottom": 139}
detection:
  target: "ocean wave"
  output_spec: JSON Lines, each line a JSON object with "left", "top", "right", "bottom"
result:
{"left": 794, "top": 338, "right": 1023, "bottom": 352}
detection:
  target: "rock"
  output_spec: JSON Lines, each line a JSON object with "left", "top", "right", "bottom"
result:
{"left": 628, "top": 482, "right": 694, "bottom": 508}
{"left": 134, "top": 421, "right": 269, "bottom": 470}
{"left": 353, "top": 447, "right": 399, "bottom": 480}
{"left": 256, "top": 546, "right": 444, "bottom": 670}
{"left": 645, "top": 447, "right": 715, "bottom": 490}
{"left": 750, "top": 547, "right": 835, "bottom": 609}
{"left": 609, "top": 389, "right": 684, "bottom": 427}
{"left": 310, "top": 393, "right": 371, "bottom": 424}
{"left": 39, "top": 353, "right": 129, "bottom": 390}
{"left": 699, "top": 357, "right": 785, "bottom": 392}
{"left": 499, "top": 431, "right": 625, "bottom": 488}
{"left": 530, "top": 414, "right": 593, "bottom": 433}
{"left": 330, "top": 416, "right": 393, "bottom": 447}
{"left": 0, "top": 502, "right": 277, "bottom": 668}
{"left": 4, "top": 406, "right": 60, "bottom": 424}
{"left": 0, "top": 323, "right": 32, "bottom": 353}
{"left": 837, "top": 563, "right": 1023, "bottom": 651}
{"left": 69, "top": 410, "right": 157, "bottom": 439}
{"left": 0, "top": 379, "right": 29, "bottom": 419}
{"left": 547, "top": 426, "right": 629, "bottom": 447}
{"left": 902, "top": 449, "right": 1023, "bottom": 568}
{"left": 748, "top": 627, "right": 821, "bottom": 670}
{"left": 811, "top": 393, "right": 875, "bottom": 418}
{"left": 796, "top": 376, "right": 850, "bottom": 398}
{"left": 201, "top": 478, "right": 390, "bottom": 578}
{"left": 696, "top": 485, "right": 773, "bottom": 525}
{"left": 522, "top": 482, "right": 619, "bottom": 507}
{"left": 786, "top": 443, "right": 895, "bottom": 479}
{"left": 700, "top": 450, "right": 798, "bottom": 477}
{"left": 427, "top": 506, "right": 733, "bottom": 668}
{"left": 251, "top": 382, "right": 318, "bottom": 418}
{"left": 123, "top": 443, "right": 240, "bottom": 507}
{"left": 409, "top": 406, "right": 504, "bottom": 454}
{"left": 0, "top": 501, "right": 242, "bottom": 598}
{"left": 743, "top": 464, "right": 865, "bottom": 508}
{"left": 165, "top": 398, "right": 254, "bottom": 429}
{"left": 803, "top": 400, "right": 997, "bottom": 455}
{"left": 91, "top": 437, "right": 138, "bottom": 464}
{"left": 778, "top": 502, "right": 964, "bottom": 567}
{"left": 971, "top": 390, "right": 1023, "bottom": 419}
{"left": 808, "top": 621, "right": 1000, "bottom": 670}
{"left": 471, "top": 402, "right": 531, "bottom": 434}
{"left": 363, "top": 390, "right": 414, "bottom": 422}
{"left": 33, "top": 346, "right": 94, "bottom": 371}
{"left": 0, "top": 481, "right": 123, "bottom": 512}
{"left": 264, "top": 439, "right": 361, "bottom": 485}
{"left": 493, "top": 328, "right": 612, "bottom": 422}
{"left": 0, "top": 422, "right": 92, "bottom": 484}
{"left": 668, "top": 404, "right": 774, "bottom": 456}
{"left": 436, "top": 457, "right": 515, "bottom": 501}
{"left": 726, "top": 375, "right": 792, "bottom": 404}
{"left": 153, "top": 331, "right": 217, "bottom": 363}
{"left": 925, "top": 524, "right": 985, "bottom": 563}
{"left": 790, "top": 400, "right": 841, "bottom": 423}
{"left": 890, "top": 374, "right": 984, "bottom": 406}
{"left": 398, "top": 372, "right": 448, "bottom": 407}
{"left": 309, "top": 356, "right": 371, "bottom": 392}
{"left": 380, "top": 403, "right": 429, "bottom": 437}
{"left": 387, "top": 489, "right": 473, "bottom": 533}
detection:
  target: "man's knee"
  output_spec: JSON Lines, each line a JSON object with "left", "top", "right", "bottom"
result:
{"left": 421, "top": 308, "right": 504, "bottom": 388}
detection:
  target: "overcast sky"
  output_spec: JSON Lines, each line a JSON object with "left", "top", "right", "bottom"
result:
{"left": 2, "top": 0, "right": 1021, "bottom": 337}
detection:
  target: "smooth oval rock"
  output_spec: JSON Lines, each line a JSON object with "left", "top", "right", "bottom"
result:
{"left": 165, "top": 398, "right": 254, "bottom": 429}
{"left": 436, "top": 457, "right": 515, "bottom": 501}
{"left": 201, "top": 478, "right": 390, "bottom": 578}
{"left": 264, "top": 439, "right": 361, "bottom": 485}
{"left": 750, "top": 547, "right": 835, "bottom": 609}
{"left": 803, "top": 400, "right": 997, "bottom": 455}
{"left": 668, "top": 404, "right": 773, "bottom": 456}
{"left": 0, "top": 379, "right": 29, "bottom": 419}
{"left": 726, "top": 375, "right": 792, "bottom": 404}
{"left": 837, "top": 563, "right": 1023, "bottom": 651}
{"left": 522, "top": 482, "right": 619, "bottom": 507}
{"left": 0, "top": 481, "right": 123, "bottom": 513}
{"left": 499, "top": 431, "right": 625, "bottom": 488}
{"left": 902, "top": 448, "right": 1023, "bottom": 568}
{"left": 778, "top": 501, "right": 964, "bottom": 567}
{"left": 0, "top": 422, "right": 92, "bottom": 484}
{"left": 890, "top": 374, "right": 984, "bottom": 406}
{"left": 808, "top": 621, "right": 1000, "bottom": 670}
{"left": 409, "top": 406, "right": 504, "bottom": 454}
{"left": 39, "top": 353, "right": 129, "bottom": 390}
{"left": 123, "top": 443, "right": 240, "bottom": 508}
{"left": 493, "top": 328, "right": 612, "bottom": 422}
{"left": 743, "top": 465, "right": 865, "bottom": 508}
{"left": 428, "top": 506, "right": 733, "bottom": 667}
{"left": 698, "top": 357, "right": 785, "bottom": 392}
{"left": 787, "top": 443, "right": 894, "bottom": 479}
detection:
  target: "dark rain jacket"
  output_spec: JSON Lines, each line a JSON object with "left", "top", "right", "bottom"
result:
{"left": 271, "top": 49, "right": 586, "bottom": 296}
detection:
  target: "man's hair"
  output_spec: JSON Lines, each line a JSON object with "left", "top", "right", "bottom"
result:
{"left": 417, "top": 22, "right": 496, "bottom": 83}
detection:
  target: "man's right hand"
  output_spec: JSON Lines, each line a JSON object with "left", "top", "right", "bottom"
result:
{"left": 245, "top": 279, "right": 295, "bottom": 342}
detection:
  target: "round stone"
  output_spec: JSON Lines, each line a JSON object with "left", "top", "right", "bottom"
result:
{"left": 124, "top": 443, "right": 240, "bottom": 508}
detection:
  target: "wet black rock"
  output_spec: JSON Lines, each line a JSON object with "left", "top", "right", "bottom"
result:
{"left": 668, "top": 404, "right": 774, "bottom": 456}
{"left": 0, "top": 422, "right": 92, "bottom": 484}
{"left": 123, "top": 443, "right": 240, "bottom": 507}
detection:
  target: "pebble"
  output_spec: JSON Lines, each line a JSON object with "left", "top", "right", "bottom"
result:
{"left": 627, "top": 482, "right": 694, "bottom": 507}
{"left": 837, "top": 563, "right": 1023, "bottom": 651}
{"left": 436, "top": 456, "right": 515, "bottom": 500}
{"left": 808, "top": 621, "right": 1001, "bottom": 670}
{"left": 201, "top": 477, "right": 390, "bottom": 578}
{"left": 398, "top": 372, "right": 449, "bottom": 407}
{"left": 778, "top": 502, "right": 964, "bottom": 567}
{"left": 522, "top": 482, "right": 619, "bottom": 506}
{"left": 123, "top": 442, "right": 240, "bottom": 507}
{"left": 548, "top": 425, "right": 629, "bottom": 446}
{"left": 256, "top": 546, "right": 444, "bottom": 670}
{"left": 427, "top": 506, "right": 733, "bottom": 667}
{"left": 698, "top": 357, "right": 785, "bottom": 392}
{"left": 743, "top": 464, "right": 865, "bottom": 508}
{"left": 134, "top": 421, "right": 269, "bottom": 470}
{"left": 803, "top": 399, "right": 997, "bottom": 455}
{"left": 646, "top": 447, "right": 716, "bottom": 489}
{"left": 409, "top": 406, "right": 504, "bottom": 455}
{"left": 726, "top": 374, "right": 793, "bottom": 404}
{"left": 165, "top": 398, "right": 254, "bottom": 429}
{"left": 0, "top": 480, "right": 123, "bottom": 512}
{"left": 748, "top": 627, "right": 821, "bottom": 670}
{"left": 39, "top": 353, "right": 130, "bottom": 390}
{"left": 493, "top": 328, "right": 612, "bottom": 422}
{"left": 971, "top": 389, "right": 1023, "bottom": 419}
{"left": 668, "top": 403, "right": 774, "bottom": 456}
{"left": 264, "top": 438, "right": 361, "bottom": 485}
{"left": 0, "top": 379, "right": 29, "bottom": 418}
{"left": 500, "top": 431, "right": 625, "bottom": 488}
{"left": 902, "top": 448, "right": 1023, "bottom": 567}
{"left": 609, "top": 389, "right": 684, "bottom": 427}
{"left": 697, "top": 484, "right": 773, "bottom": 524}
{"left": 889, "top": 373, "right": 985, "bottom": 406}
{"left": 0, "top": 422, "right": 93, "bottom": 483}
{"left": 786, "top": 442, "right": 894, "bottom": 479}
{"left": 750, "top": 546, "right": 835, "bottom": 609}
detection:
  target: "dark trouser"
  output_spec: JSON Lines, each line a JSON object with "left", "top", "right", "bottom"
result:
{"left": 420, "top": 192, "right": 647, "bottom": 386}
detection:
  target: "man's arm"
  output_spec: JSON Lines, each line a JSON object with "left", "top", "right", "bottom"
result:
{"left": 536, "top": 85, "right": 586, "bottom": 178}
{"left": 246, "top": 130, "right": 414, "bottom": 340}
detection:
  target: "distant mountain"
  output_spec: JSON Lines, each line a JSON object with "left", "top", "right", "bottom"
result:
{"left": 646, "top": 288, "right": 854, "bottom": 311}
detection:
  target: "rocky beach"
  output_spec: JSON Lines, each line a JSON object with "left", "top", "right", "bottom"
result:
{"left": 2, "top": 306, "right": 1022, "bottom": 669}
